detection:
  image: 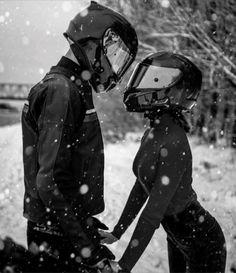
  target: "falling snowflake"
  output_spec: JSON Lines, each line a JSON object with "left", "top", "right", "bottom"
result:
{"left": 203, "top": 127, "right": 208, "bottom": 133}
{"left": 53, "top": 189, "right": 60, "bottom": 196}
{"left": 211, "top": 13, "right": 217, "bottom": 21}
{"left": 131, "top": 239, "right": 139, "bottom": 247}
{"left": 199, "top": 215, "right": 205, "bottom": 223}
{"left": 0, "top": 15, "right": 5, "bottom": 23}
{"left": 81, "top": 70, "right": 91, "bottom": 81}
{"left": 148, "top": 132, "right": 154, "bottom": 139}
{"left": 53, "top": 11, "right": 59, "bottom": 18}
{"left": 39, "top": 68, "right": 44, "bottom": 75}
{"left": 75, "top": 256, "right": 82, "bottom": 263}
{"left": 211, "top": 190, "right": 218, "bottom": 200}
{"left": 80, "top": 184, "right": 89, "bottom": 195}
{"left": 22, "top": 36, "right": 29, "bottom": 45}
{"left": 97, "top": 84, "right": 105, "bottom": 93}
{"left": 75, "top": 79, "right": 82, "bottom": 86}
{"left": 161, "top": 0, "right": 170, "bottom": 8}
{"left": 39, "top": 244, "right": 46, "bottom": 252}
{"left": 62, "top": 1, "right": 72, "bottom": 13}
{"left": 160, "top": 148, "right": 168, "bottom": 157}
{"left": 70, "top": 253, "right": 75, "bottom": 259}
{"left": 0, "top": 62, "right": 4, "bottom": 73}
{"left": 25, "top": 146, "right": 34, "bottom": 156}
{"left": 80, "top": 8, "right": 88, "bottom": 17}
{"left": 25, "top": 20, "right": 30, "bottom": 26}
{"left": 81, "top": 247, "right": 91, "bottom": 258}
{"left": 161, "top": 175, "right": 170, "bottom": 186}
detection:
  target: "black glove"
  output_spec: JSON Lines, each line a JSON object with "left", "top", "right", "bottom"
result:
{"left": 81, "top": 217, "right": 109, "bottom": 246}
{"left": 101, "top": 260, "right": 131, "bottom": 273}
{"left": 84, "top": 244, "right": 115, "bottom": 268}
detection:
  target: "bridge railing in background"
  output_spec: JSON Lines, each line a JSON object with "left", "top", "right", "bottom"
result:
{"left": 0, "top": 83, "right": 32, "bottom": 100}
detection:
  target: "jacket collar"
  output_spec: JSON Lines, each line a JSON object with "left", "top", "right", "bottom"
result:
{"left": 49, "top": 56, "right": 88, "bottom": 85}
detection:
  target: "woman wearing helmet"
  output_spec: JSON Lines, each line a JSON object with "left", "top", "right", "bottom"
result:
{"left": 100, "top": 52, "right": 226, "bottom": 273}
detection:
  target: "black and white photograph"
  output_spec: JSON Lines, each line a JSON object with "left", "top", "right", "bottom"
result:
{"left": 0, "top": 1, "right": 235, "bottom": 272}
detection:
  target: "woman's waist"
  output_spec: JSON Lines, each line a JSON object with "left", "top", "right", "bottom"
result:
{"left": 164, "top": 190, "right": 197, "bottom": 216}
{"left": 161, "top": 200, "right": 217, "bottom": 235}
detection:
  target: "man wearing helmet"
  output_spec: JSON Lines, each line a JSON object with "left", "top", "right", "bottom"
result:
{"left": 100, "top": 52, "right": 226, "bottom": 273}
{"left": 21, "top": 1, "right": 138, "bottom": 271}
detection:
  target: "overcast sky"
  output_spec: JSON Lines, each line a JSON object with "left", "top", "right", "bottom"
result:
{"left": 0, "top": 0, "right": 91, "bottom": 84}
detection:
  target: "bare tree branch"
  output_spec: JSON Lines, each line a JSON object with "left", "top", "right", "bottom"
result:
{"left": 138, "top": 41, "right": 157, "bottom": 52}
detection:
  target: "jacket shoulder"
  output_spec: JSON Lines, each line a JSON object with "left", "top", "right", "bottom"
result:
{"left": 27, "top": 74, "right": 71, "bottom": 101}
{"left": 48, "top": 75, "right": 71, "bottom": 99}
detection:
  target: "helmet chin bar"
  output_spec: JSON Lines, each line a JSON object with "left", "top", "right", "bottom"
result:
{"left": 69, "top": 43, "right": 91, "bottom": 71}
{"left": 69, "top": 40, "right": 118, "bottom": 93}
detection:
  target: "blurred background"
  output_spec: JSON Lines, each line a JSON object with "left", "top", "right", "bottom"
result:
{"left": 0, "top": 0, "right": 236, "bottom": 143}
{"left": 0, "top": 1, "right": 236, "bottom": 272}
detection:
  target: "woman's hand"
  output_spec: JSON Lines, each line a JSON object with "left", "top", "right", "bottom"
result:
{"left": 99, "top": 230, "right": 118, "bottom": 244}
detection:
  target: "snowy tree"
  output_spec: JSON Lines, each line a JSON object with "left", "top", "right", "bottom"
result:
{"left": 101, "top": 0, "right": 236, "bottom": 84}
{"left": 100, "top": 0, "right": 236, "bottom": 146}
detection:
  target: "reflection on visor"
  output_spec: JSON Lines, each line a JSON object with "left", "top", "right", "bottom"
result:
{"left": 103, "top": 28, "right": 131, "bottom": 76}
{"left": 182, "top": 99, "right": 196, "bottom": 110}
{"left": 136, "top": 91, "right": 168, "bottom": 106}
{"left": 130, "top": 64, "right": 183, "bottom": 90}
{"left": 186, "top": 88, "right": 199, "bottom": 101}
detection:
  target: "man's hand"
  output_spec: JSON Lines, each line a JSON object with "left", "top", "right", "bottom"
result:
{"left": 98, "top": 231, "right": 118, "bottom": 245}
{"left": 83, "top": 244, "right": 115, "bottom": 268}
{"left": 100, "top": 261, "right": 130, "bottom": 273}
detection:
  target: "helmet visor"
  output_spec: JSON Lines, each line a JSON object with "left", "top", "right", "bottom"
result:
{"left": 124, "top": 90, "right": 169, "bottom": 112}
{"left": 128, "top": 63, "right": 183, "bottom": 90}
{"left": 103, "top": 28, "right": 132, "bottom": 77}
{"left": 136, "top": 91, "right": 169, "bottom": 107}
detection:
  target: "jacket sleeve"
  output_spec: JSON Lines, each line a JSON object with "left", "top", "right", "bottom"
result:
{"left": 119, "top": 138, "right": 187, "bottom": 271}
{"left": 112, "top": 180, "right": 148, "bottom": 239}
{"left": 35, "top": 78, "right": 94, "bottom": 253}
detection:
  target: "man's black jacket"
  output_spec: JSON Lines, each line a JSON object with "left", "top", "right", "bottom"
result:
{"left": 21, "top": 57, "right": 105, "bottom": 252}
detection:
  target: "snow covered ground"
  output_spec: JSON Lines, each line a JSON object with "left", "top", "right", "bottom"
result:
{"left": 0, "top": 124, "right": 236, "bottom": 272}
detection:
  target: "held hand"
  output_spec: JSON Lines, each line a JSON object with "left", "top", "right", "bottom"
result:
{"left": 99, "top": 230, "right": 118, "bottom": 245}
{"left": 100, "top": 260, "right": 128, "bottom": 273}
{"left": 109, "top": 260, "right": 122, "bottom": 272}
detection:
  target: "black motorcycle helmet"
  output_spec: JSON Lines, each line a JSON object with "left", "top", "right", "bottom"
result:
{"left": 64, "top": 1, "right": 138, "bottom": 93}
{"left": 124, "top": 51, "right": 202, "bottom": 112}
